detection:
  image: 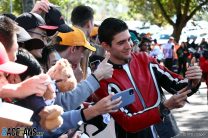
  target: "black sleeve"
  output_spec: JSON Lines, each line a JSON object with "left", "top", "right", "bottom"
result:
{"left": 15, "top": 95, "right": 46, "bottom": 122}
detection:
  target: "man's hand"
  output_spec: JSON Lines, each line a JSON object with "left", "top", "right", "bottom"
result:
{"left": 18, "top": 74, "right": 49, "bottom": 97}
{"left": 83, "top": 94, "right": 122, "bottom": 121}
{"left": 185, "top": 64, "right": 202, "bottom": 88}
{"left": 92, "top": 94, "right": 122, "bottom": 115}
{"left": 31, "top": 0, "right": 50, "bottom": 14}
{"left": 164, "top": 87, "right": 191, "bottom": 110}
{"left": 93, "top": 53, "right": 114, "bottom": 81}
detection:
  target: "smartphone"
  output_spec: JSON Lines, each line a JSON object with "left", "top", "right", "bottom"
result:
{"left": 111, "top": 88, "right": 135, "bottom": 109}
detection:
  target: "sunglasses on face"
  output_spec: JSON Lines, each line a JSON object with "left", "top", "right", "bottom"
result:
{"left": 27, "top": 30, "right": 51, "bottom": 42}
{"left": 27, "top": 30, "right": 47, "bottom": 38}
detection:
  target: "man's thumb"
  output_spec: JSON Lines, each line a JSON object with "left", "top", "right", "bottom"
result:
{"left": 103, "top": 52, "right": 111, "bottom": 63}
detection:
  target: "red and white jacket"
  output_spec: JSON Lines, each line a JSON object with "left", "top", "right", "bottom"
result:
{"left": 94, "top": 52, "right": 189, "bottom": 133}
{"left": 199, "top": 56, "right": 208, "bottom": 85}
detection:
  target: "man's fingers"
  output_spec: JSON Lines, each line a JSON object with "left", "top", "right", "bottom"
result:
{"left": 111, "top": 96, "right": 122, "bottom": 105}
{"left": 38, "top": 74, "right": 50, "bottom": 82}
{"left": 186, "top": 66, "right": 202, "bottom": 74}
{"left": 102, "top": 52, "right": 111, "bottom": 63}
{"left": 171, "top": 94, "right": 187, "bottom": 108}
{"left": 176, "top": 93, "right": 188, "bottom": 101}
{"left": 190, "top": 57, "right": 196, "bottom": 65}
{"left": 177, "top": 87, "right": 189, "bottom": 94}
{"left": 186, "top": 72, "right": 202, "bottom": 79}
{"left": 37, "top": 84, "right": 47, "bottom": 92}
{"left": 35, "top": 1, "right": 49, "bottom": 13}
{"left": 42, "top": 0, "right": 49, "bottom": 3}
{"left": 178, "top": 90, "right": 190, "bottom": 97}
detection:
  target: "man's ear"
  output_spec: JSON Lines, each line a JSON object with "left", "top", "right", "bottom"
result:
{"left": 68, "top": 46, "right": 76, "bottom": 53}
{"left": 101, "top": 42, "right": 111, "bottom": 52}
{"left": 85, "top": 20, "right": 92, "bottom": 29}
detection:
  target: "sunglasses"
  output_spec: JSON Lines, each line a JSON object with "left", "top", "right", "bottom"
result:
{"left": 27, "top": 30, "right": 51, "bottom": 43}
{"left": 27, "top": 30, "right": 47, "bottom": 38}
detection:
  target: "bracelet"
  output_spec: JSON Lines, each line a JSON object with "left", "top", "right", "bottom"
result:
{"left": 80, "top": 109, "right": 87, "bottom": 122}
{"left": 159, "top": 102, "right": 170, "bottom": 118}
{"left": 91, "top": 73, "right": 99, "bottom": 82}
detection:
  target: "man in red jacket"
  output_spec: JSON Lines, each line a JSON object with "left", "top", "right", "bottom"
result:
{"left": 94, "top": 18, "right": 202, "bottom": 138}
{"left": 199, "top": 47, "right": 208, "bottom": 88}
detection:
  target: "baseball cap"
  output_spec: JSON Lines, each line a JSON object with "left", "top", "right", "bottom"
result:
{"left": 45, "top": 6, "right": 73, "bottom": 33}
{"left": 0, "top": 43, "right": 27, "bottom": 74}
{"left": 17, "top": 26, "right": 45, "bottom": 50}
{"left": 15, "top": 12, "right": 58, "bottom": 30}
{"left": 57, "top": 26, "right": 96, "bottom": 51}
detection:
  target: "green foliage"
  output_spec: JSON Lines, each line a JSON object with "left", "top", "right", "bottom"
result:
{"left": 0, "top": 0, "right": 130, "bottom": 21}
{"left": 0, "top": 0, "right": 21, "bottom": 15}
{"left": 129, "top": 0, "right": 171, "bottom": 26}
{"left": 128, "top": 0, "right": 208, "bottom": 26}
{"left": 128, "top": 0, "right": 208, "bottom": 42}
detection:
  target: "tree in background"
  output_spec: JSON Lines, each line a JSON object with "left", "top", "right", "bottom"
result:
{"left": 0, "top": 0, "right": 129, "bottom": 23}
{"left": 129, "top": 0, "right": 208, "bottom": 42}
{"left": 22, "top": 0, "right": 34, "bottom": 12}
{"left": 0, "top": 0, "right": 22, "bottom": 15}
{"left": 1, "top": 0, "right": 207, "bottom": 42}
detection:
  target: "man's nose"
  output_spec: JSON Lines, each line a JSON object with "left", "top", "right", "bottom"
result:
{"left": 126, "top": 40, "right": 133, "bottom": 48}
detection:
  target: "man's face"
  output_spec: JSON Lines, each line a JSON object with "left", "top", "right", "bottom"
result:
{"left": 28, "top": 28, "right": 48, "bottom": 44}
{"left": 169, "top": 38, "right": 174, "bottom": 43}
{"left": 28, "top": 27, "right": 47, "bottom": 58}
{"left": 70, "top": 47, "right": 86, "bottom": 66}
{"left": 46, "top": 51, "right": 60, "bottom": 70}
{"left": 140, "top": 42, "right": 150, "bottom": 52}
{"left": 106, "top": 30, "right": 132, "bottom": 64}
{"left": 7, "top": 34, "right": 18, "bottom": 62}
{"left": 59, "top": 46, "right": 86, "bottom": 69}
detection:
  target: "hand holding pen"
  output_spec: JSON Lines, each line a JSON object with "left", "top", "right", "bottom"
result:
{"left": 185, "top": 63, "right": 202, "bottom": 90}
{"left": 170, "top": 88, "right": 190, "bottom": 104}
{"left": 164, "top": 87, "right": 191, "bottom": 110}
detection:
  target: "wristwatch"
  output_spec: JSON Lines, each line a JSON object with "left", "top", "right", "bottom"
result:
{"left": 159, "top": 102, "right": 170, "bottom": 117}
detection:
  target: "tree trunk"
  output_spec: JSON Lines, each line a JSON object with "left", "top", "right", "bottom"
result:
{"left": 22, "top": 0, "right": 35, "bottom": 12}
{"left": 172, "top": 20, "right": 187, "bottom": 43}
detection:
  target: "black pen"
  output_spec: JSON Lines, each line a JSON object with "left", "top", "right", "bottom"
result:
{"left": 170, "top": 88, "right": 190, "bottom": 104}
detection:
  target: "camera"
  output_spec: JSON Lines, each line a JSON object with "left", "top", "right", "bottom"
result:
{"left": 129, "top": 89, "right": 134, "bottom": 95}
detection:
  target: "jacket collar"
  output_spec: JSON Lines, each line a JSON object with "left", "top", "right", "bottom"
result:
{"left": 108, "top": 59, "right": 130, "bottom": 69}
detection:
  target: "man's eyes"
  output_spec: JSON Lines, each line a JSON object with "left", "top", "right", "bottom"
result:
{"left": 118, "top": 41, "right": 126, "bottom": 45}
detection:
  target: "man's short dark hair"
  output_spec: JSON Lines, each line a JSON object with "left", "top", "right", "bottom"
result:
{"left": 98, "top": 18, "right": 128, "bottom": 45}
{"left": 16, "top": 48, "right": 42, "bottom": 81}
{"left": 71, "top": 5, "right": 94, "bottom": 27}
{"left": 0, "top": 16, "right": 18, "bottom": 52}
